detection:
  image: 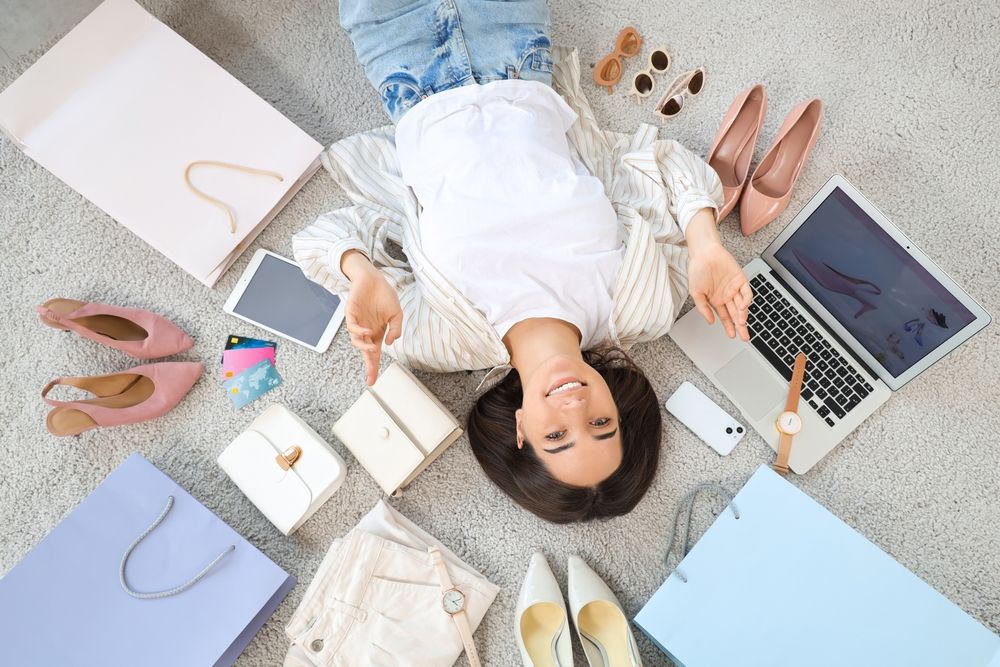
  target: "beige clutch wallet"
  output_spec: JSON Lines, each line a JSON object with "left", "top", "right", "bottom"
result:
{"left": 332, "top": 363, "right": 463, "bottom": 496}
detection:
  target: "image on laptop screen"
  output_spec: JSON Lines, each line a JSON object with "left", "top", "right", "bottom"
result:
{"left": 774, "top": 187, "right": 975, "bottom": 377}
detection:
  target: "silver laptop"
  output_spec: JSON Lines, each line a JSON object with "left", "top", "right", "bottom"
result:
{"left": 670, "top": 175, "right": 990, "bottom": 473}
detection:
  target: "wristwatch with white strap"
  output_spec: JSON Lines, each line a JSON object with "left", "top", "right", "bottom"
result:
{"left": 429, "top": 547, "right": 481, "bottom": 667}
{"left": 773, "top": 352, "right": 807, "bottom": 475}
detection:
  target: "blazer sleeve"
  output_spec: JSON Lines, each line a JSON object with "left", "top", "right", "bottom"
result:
{"left": 651, "top": 139, "right": 724, "bottom": 234}
{"left": 609, "top": 141, "right": 725, "bottom": 347}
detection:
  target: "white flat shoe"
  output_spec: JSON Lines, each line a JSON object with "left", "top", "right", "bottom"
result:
{"left": 567, "top": 556, "right": 643, "bottom": 667}
{"left": 515, "top": 553, "right": 572, "bottom": 667}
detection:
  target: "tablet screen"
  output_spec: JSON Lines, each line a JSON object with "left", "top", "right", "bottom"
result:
{"left": 233, "top": 254, "right": 341, "bottom": 346}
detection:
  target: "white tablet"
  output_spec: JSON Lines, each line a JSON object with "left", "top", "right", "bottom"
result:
{"left": 224, "top": 249, "right": 345, "bottom": 352}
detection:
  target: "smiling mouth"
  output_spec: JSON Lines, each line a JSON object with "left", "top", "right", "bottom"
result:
{"left": 546, "top": 380, "right": 585, "bottom": 397}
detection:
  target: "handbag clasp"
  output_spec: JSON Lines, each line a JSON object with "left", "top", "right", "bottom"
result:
{"left": 275, "top": 445, "right": 302, "bottom": 471}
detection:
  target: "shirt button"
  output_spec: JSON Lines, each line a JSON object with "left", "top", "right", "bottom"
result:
{"left": 310, "top": 639, "right": 324, "bottom": 652}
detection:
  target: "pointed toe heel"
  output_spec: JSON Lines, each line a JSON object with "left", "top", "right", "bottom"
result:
{"left": 42, "top": 362, "right": 203, "bottom": 436}
{"left": 706, "top": 84, "right": 768, "bottom": 221}
{"left": 516, "top": 553, "right": 572, "bottom": 667}
{"left": 568, "top": 556, "right": 643, "bottom": 667}
{"left": 739, "top": 98, "right": 823, "bottom": 235}
{"left": 36, "top": 299, "right": 194, "bottom": 359}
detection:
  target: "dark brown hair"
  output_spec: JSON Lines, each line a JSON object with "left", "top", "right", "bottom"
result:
{"left": 467, "top": 348, "right": 661, "bottom": 523}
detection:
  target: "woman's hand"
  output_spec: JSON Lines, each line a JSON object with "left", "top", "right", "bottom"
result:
{"left": 341, "top": 251, "right": 403, "bottom": 385}
{"left": 685, "top": 209, "right": 753, "bottom": 341}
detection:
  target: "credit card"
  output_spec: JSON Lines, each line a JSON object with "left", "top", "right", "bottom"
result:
{"left": 221, "top": 346, "right": 276, "bottom": 380}
{"left": 223, "top": 359, "right": 282, "bottom": 409}
{"left": 224, "top": 335, "right": 277, "bottom": 351}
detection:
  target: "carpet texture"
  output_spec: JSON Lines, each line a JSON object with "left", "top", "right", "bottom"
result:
{"left": 1, "top": 0, "right": 998, "bottom": 664}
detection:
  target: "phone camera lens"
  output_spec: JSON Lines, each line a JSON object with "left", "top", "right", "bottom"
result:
{"left": 726, "top": 427, "right": 733, "bottom": 434}
{"left": 737, "top": 426, "right": 744, "bottom": 433}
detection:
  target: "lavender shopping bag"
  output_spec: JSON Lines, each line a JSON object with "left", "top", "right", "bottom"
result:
{"left": 0, "top": 453, "right": 295, "bottom": 666}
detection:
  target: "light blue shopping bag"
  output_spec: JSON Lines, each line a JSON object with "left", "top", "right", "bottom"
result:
{"left": 0, "top": 453, "right": 295, "bottom": 666}
{"left": 634, "top": 465, "right": 1000, "bottom": 667}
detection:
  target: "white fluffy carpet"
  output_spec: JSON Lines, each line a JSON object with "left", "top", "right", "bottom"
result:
{"left": 1, "top": 0, "right": 998, "bottom": 664}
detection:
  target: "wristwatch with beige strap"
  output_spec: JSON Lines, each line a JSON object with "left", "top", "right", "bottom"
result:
{"left": 773, "top": 352, "right": 807, "bottom": 476}
{"left": 429, "top": 547, "right": 481, "bottom": 667}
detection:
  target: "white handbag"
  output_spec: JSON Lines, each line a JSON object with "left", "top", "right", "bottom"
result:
{"left": 218, "top": 404, "right": 346, "bottom": 535}
{"left": 332, "top": 363, "right": 463, "bottom": 496}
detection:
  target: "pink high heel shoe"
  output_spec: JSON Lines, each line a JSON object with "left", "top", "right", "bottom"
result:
{"left": 739, "top": 98, "right": 824, "bottom": 235}
{"left": 42, "top": 362, "right": 203, "bottom": 436}
{"left": 36, "top": 299, "right": 194, "bottom": 359}
{"left": 706, "top": 84, "right": 768, "bottom": 220}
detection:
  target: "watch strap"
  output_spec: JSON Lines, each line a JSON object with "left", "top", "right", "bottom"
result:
{"left": 428, "top": 547, "right": 481, "bottom": 667}
{"left": 451, "top": 608, "right": 481, "bottom": 667}
{"left": 774, "top": 432, "right": 794, "bottom": 475}
{"left": 774, "top": 353, "right": 807, "bottom": 475}
{"left": 785, "top": 353, "right": 807, "bottom": 412}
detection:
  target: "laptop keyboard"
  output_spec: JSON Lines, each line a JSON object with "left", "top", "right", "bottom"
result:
{"left": 747, "top": 274, "right": 875, "bottom": 428}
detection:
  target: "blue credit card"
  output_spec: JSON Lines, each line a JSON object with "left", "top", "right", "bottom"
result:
{"left": 224, "top": 335, "right": 277, "bottom": 351}
{"left": 223, "top": 359, "right": 282, "bottom": 409}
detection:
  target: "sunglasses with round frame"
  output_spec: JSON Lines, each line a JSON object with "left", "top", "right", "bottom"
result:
{"left": 628, "top": 47, "right": 673, "bottom": 101}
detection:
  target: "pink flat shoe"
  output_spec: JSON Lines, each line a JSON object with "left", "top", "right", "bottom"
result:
{"left": 739, "top": 98, "right": 823, "bottom": 236}
{"left": 42, "top": 362, "right": 203, "bottom": 436}
{"left": 706, "top": 84, "right": 768, "bottom": 220}
{"left": 36, "top": 298, "right": 194, "bottom": 359}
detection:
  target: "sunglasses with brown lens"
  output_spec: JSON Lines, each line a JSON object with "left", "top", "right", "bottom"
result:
{"left": 629, "top": 47, "right": 672, "bottom": 100}
{"left": 655, "top": 67, "right": 706, "bottom": 118}
{"left": 593, "top": 26, "right": 643, "bottom": 94}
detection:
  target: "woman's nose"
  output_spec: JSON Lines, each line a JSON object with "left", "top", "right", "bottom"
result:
{"left": 559, "top": 396, "right": 586, "bottom": 411}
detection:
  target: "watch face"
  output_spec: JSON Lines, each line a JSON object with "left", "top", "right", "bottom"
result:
{"left": 442, "top": 588, "right": 465, "bottom": 614}
{"left": 776, "top": 411, "right": 803, "bottom": 435}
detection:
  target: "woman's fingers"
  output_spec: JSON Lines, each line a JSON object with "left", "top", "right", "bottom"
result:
{"left": 348, "top": 331, "right": 378, "bottom": 354}
{"left": 733, "top": 280, "right": 753, "bottom": 342}
{"left": 692, "top": 291, "right": 716, "bottom": 325}
{"left": 362, "top": 345, "right": 380, "bottom": 386}
{"left": 356, "top": 333, "right": 380, "bottom": 386}
{"left": 345, "top": 320, "right": 372, "bottom": 337}
{"left": 726, "top": 299, "right": 749, "bottom": 341}
{"left": 714, "top": 299, "right": 737, "bottom": 338}
{"left": 384, "top": 311, "right": 404, "bottom": 346}
{"left": 738, "top": 281, "right": 754, "bottom": 309}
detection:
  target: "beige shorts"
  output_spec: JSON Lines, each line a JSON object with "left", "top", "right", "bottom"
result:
{"left": 284, "top": 501, "right": 499, "bottom": 667}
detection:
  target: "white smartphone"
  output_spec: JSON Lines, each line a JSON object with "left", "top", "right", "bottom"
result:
{"left": 665, "top": 381, "right": 746, "bottom": 456}
{"left": 223, "top": 249, "right": 345, "bottom": 352}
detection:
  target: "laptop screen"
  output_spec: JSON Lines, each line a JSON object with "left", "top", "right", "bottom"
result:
{"left": 773, "top": 187, "right": 975, "bottom": 377}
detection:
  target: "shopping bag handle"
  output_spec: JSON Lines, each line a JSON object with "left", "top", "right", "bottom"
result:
{"left": 120, "top": 496, "right": 236, "bottom": 600}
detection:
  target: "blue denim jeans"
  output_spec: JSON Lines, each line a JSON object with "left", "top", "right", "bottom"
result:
{"left": 340, "top": 0, "right": 553, "bottom": 123}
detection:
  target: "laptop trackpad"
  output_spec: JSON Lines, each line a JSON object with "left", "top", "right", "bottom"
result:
{"left": 714, "top": 351, "right": 787, "bottom": 420}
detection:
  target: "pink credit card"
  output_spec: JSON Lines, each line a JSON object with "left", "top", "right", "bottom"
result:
{"left": 222, "top": 346, "right": 276, "bottom": 380}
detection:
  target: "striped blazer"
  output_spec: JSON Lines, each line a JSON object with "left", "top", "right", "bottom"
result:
{"left": 292, "top": 46, "right": 724, "bottom": 384}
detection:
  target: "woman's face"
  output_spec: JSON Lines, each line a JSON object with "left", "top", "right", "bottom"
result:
{"left": 515, "top": 354, "right": 623, "bottom": 487}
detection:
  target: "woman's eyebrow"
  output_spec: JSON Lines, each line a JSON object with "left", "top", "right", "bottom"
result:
{"left": 543, "top": 428, "right": 617, "bottom": 453}
{"left": 543, "top": 442, "right": 575, "bottom": 454}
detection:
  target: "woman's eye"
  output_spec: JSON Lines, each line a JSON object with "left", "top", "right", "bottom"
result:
{"left": 545, "top": 430, "right": 566, "bottom": 440}
{"left": 591, "top": 417, "right": 611, "bottom": 427}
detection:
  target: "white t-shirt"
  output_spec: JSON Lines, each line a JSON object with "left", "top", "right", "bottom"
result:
{"left": 395, "top": 79, "right": 624, "bottom": 349}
